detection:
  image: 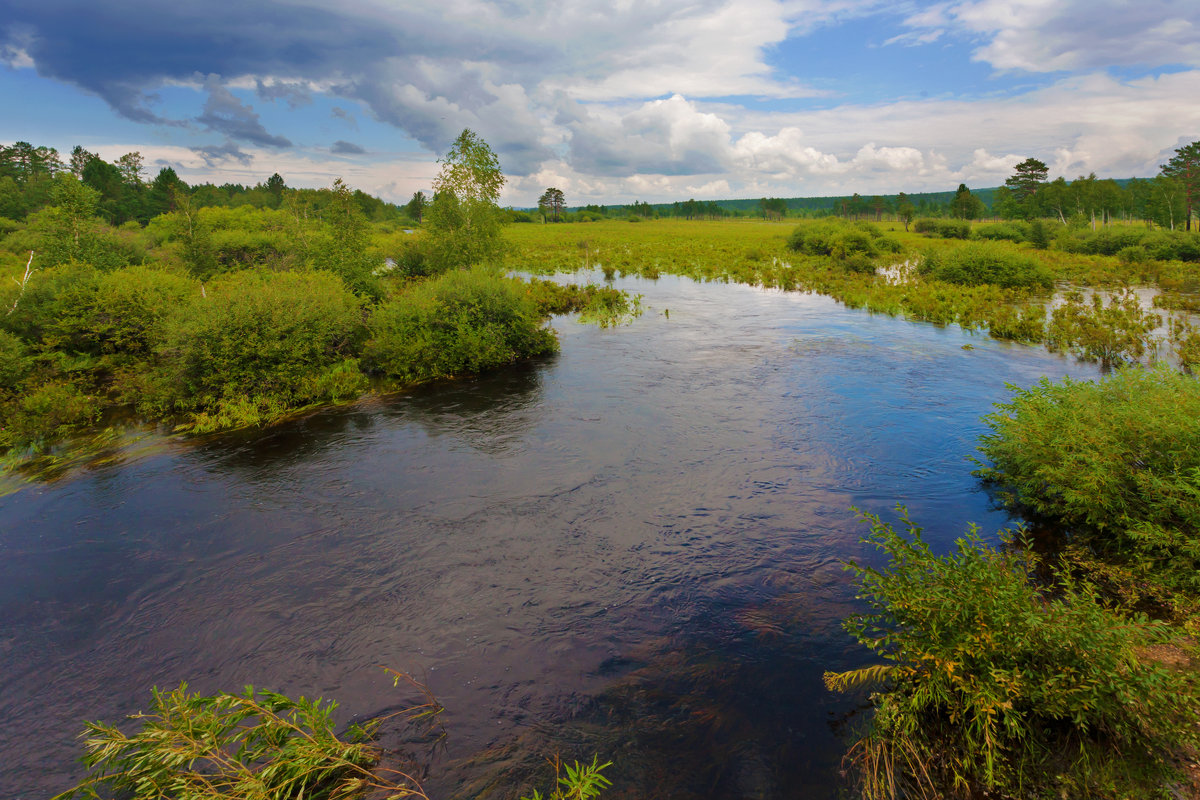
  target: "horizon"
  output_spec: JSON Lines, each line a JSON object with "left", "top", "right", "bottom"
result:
{"left": 3, "top": 1, "right": 1198, "bottom": 207}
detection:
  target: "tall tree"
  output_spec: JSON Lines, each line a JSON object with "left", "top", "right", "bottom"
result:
{"left": 1005, "top": 157, "right": 1048, "bottom": 219}
{"left": 266, "top": 173, "right": 286, "bottom": 206}
{"left": 950, "top": 184, "right": 985, "bottom": 220}
{"left": 116, "top": 152, "right": 145, "bottom": 188}
{"left": 895, "top": 192, "right": 915, "bottom": 230}
{"left": 70, "top": 145, "right": 98, "bottom": 178}
{"left": 1160, "top": 140, "right": 1200, "bottom": 231}
{"left": 425, "top": 129, "right": 506, "bottom": 270}
{"left": 405, "top": 190, "right": 427, "bottom": 222}
{"left": 538, "top": 187, "right": 565, "bottom": 221}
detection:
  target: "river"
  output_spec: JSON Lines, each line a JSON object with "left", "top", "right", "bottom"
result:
{"left": 0, "top": 273, "right": 1098, "bottom": 798}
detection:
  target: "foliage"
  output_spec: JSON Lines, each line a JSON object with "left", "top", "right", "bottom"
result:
{"left": 307, "top": 178, "right": 383, "bottom": 298}
{"left": 1159, "top": 140, "right": 1200, "bottom": 230}
{"left": 50, "top": 682, "right": 429, "bottom": 800}
{"left": 366, "top": 267, "right": 556, "bottom": 382}
{"left": 50, "top": 266, "right": 196, "bottom": 359}
{"left": 425, "top": 129, "right": 506, "bottom": 271}
{"left": 520, "top": 756, "right": 612, "bottom": 800}
{"left": 0, "top": 329, "right": 31, "bottom": 389}
{"left": 521, "top": 279, "right": 640, "bottom": 326}
{"left": 911, "top": 219, "right": 971, "bottom": 239}
{"left": 976, "top": 367, "right": 1200, "bottom": 602}
{"left": 827, "top": 507, "right": 1200, "bottom": 799}
{"left": 786, "top": 219, "right": 900, "bottom": 262}
{"left": 918, "top": 241, "right": 1054, "bottom": 290}
{"left": 144, "top": 270, "right": 366, "bottom": 427}
{"left": 1046, "top": 288, "right": 1161, "bottom": 366}
{"left": 0, "top": 379, "right": 101, "bottom": 452}
{"left": 972, "top": 222, "right": 1027, "bottom": 243}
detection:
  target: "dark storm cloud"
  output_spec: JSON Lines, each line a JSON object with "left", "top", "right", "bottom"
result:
{"left": 1, "top": 0, "right": 555, "bottom": 172}
{"left": 2, "top": 1, "right": 399, "bottom": 111}
{"left": 331, "top": 140, "right": 366, "bottom": 154}
{"left": 192, "top": 140, "right": 253, "bottom": 165}
{"left": 256, "top": 79, "right": 313, "bottom": 109}
{"left": 197, "top": 76, "right": 293, "bottom": 148}
{"left": 331, "top": 106, "right": 358, "bottom": 128}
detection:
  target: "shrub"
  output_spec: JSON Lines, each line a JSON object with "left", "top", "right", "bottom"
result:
{"left": 52, "top": 266, "right": 197, "bottom": 358}
{"left": 50, "top": 683, "right": 429, "bottom": 800}
{"left": 1145, "top": 230, "right": 1200, "bottom": 262}
{"left": 0, "top": 260, "right": 102, "bottom": 348}
{"left": 1046, "top": 288, "right": 1161, "bottom": 366}
{"left": 0, "top": 379, "right": 101, "bottom": 451}
{"left": 366, "top": 268, "right": 557, "bottom": 382}
{"left": 787, "top": 220, "right": 900, "bottom": 261}
{"left": 918, "top": 242, "right": 1053, "bottom": 290}
{"left": 827, "top": 507, "right": 1200, "bottom": 799}
{"left": 838, "top": 252, "right": 877, "bottom": 274}
{"left": 912, "top": 219, "right": 971, "bottom": 239}
{"left": 1027, "top": 219, "right": 1050, "bottom": 250}
{"left": 0, "top": 329, "right": 31, "bottom": 389}
{"left": 976, "top": 367, "right": 1200, "bottom": 601}
{"left": 147, "top": 270, "right": 366, "bottom": 423}
{"left": 1117, "top": 244, "right": 1150, "bottom": 265}
{"left": 972, "top": 222, "right": 1027, "bottom": 243}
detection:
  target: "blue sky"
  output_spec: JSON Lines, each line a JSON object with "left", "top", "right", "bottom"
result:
{"left": 3, "top": 0, "right": 1199, "bottom": 205}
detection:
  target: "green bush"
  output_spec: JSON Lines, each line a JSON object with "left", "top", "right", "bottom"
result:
{"left": 0, "top": 329, "right": 31, "bottom": 389}
{"left": 146, "top": 270, "right": 367, "bottom": 424}
{"left": 827, "top": 507, "right": 1200, "bottom": 799}
{"left": 1144, "top": 230, "right": 1200, "bottom": 262}
{"left": 1046, "top": 288, "right": 1161, "bottom": 367}
{"left": 1117, "top": 244, "right": 1150, "bottom": 265}
{"left": 919, "top": 241, "right": 1054, "bottom": 290}
{"left": 0, "top": 260, "right": 102, "bottom": 349}
{"left": 366, "top": 268, "right": 556, "bottom": 382}
{"left": 972, "top": 222, "right": 1027, "bottom": 243}
{"left": 787, "top": 220, "right": 899, "bottom": 261}
{"left": 912, "top": 219, "right": 971, "bottom": 239}
{"left": 0, "top": 379, "right": 101, "bottom": 451}
{"left": 977, "top": 367, "right": 1200, "bottom": 601}
{"left": 49, "top": 683, "right": 420, "bottom": 800}
{"left": 49, "top": 266, "right": 196, "bottom": 358}
{"left": 838, "top": 252, "right": 878, "bottom": 274}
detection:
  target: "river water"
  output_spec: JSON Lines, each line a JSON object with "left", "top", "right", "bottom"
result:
{"left": 0, "top": 274, "right": 1098, "bottom": 799}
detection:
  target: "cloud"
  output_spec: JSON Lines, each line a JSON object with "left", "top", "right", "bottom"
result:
{"left": 256, "top": 78, "right": 312, "bottom": 108}
{"left": 5, "top": 0, "right": 1199, "bottom": 201}
{"left": 0, "top": 0, "right": 860, "bottom": 176}
{"left": 196, "top": 74, "right": 292, "bottom": 148}
{"left": 331, "top": 140, "right": 366, "bottom": 154}
{"left": 567, "top": 95, "right": 732, "bottom": 177}
{"left": 902, "top": 0, "right": 1200, "bottom": 72}
{"left": 192, "top": 140, "right": 254, "bottom": 166}
{"left": 331, "top": 106, "right": 358, "bottom": 129}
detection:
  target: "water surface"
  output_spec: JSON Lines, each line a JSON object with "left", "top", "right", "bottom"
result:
{"left": 0, "top": 274, "right": 1098, "bottom": 798}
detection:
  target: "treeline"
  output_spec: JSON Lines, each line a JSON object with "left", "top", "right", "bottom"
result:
{"left": 0, "top": 141, "right": 407, "bottom": 226}
{"left": 518, "top": 141, "right": 1200, "bottom": 231}
{"left": 539, "top": 174, "right": 1183, "bottom": 227}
